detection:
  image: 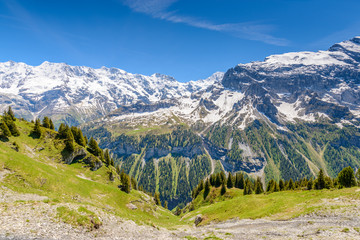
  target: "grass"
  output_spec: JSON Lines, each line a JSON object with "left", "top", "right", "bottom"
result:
{"left": 56, "top": 206, "right": 102, "bottom": 230}
{"left": 182, "top": 186, "right": 360, "bottom": 225}
{"left": 0, "top": 119, "right": 182, "bottom": 229}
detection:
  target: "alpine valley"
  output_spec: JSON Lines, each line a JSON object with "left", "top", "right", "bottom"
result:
{"left": 1, "top": 37, "right": 360, "bottom": 209}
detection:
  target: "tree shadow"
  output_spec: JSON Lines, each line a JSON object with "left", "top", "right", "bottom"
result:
{"left": 0, "top": 135, "right": 9, "bottom": 142}
{"left": 29, "top": 132, "right": 41, "bottom": 139}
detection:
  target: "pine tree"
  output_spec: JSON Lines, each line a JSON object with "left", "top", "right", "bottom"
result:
{"left": 31, "top": 118, "right": 42, "bottom": 138}
{"left": 154, "top": 192, "right": 161, "bottom": 206}
{"left": 254, "top": 177, "right": 264, "bottom": 194}
{"left": 210, "top": 174, "right": 216, "bottom": 186}
{"left": 288, "top": 178, "right": 295, "bottom": 190}
{"left": 215, "top": 173, "right": 222, "bottom": 187}
{"left": 49, "top": 118, "right": 55, "bottom": 130}
{"left": 279, "top": 179, "right": 285, "bottom": 191}
{"left": 338, "top": 166, "right": 357, "bottom": 188}
{"left": 274, "top": 181, "right": 280, "bottom": 192}
{"left": 42, "top": 116, "right": 50, "bottom": 129}
{"left": 198, "top": 180, "right": 204, "bottom": 193}
{"left": 243, "top": 178, "right": 253, "bottom": 195}
{"left": 203, "top": 179, "right": 211, "bottom": 199}
{"left": 0, "top": 121, "right": 11, "bottom": 137}
{"left": 7, "top": 106, "right": 16, "bottom": 121}
{"left": 3, "top": 112, "right": 20, "bottom": 137}
{"left": 58, "top": 123, "right": 67, "bottom": 139}
{"left": 88, "top": 137, "right": 101, "bottom": 156}
{"left": 120, "top": 173, "right": 131, "bottom": 193}
{"left": 131, "top": 177, "right": 137, "bottom": 190}
{"left": 227, "top": 172, "right": 234, "bottom": 188}
{"left": 238, "top": 173, "right": 245, "bottom": 189}
{"left": 76, "top": 129, "right": 86, "bottom": 147}
{"left": 266, "top": 179, "right": 275, "bottom": 193}
{"left": 315, "top": 169, "right": 326, "bottom": 190}
{"left": 104, "top": 149, "right": 111, "bottom": 166}
{"left": 307, "top": 178, "right": 313, "bottom": 190}
{"left": 220, "top": 171, "right": 226, "bottom": 183}
{"left": 64, "top": 127, "right": 75, "bottom": 152}
{"left": 220, "top": 182, "right": 227, "bottom": 195}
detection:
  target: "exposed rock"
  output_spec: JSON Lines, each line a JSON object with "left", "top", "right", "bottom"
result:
{"left": 126, "top": 203, "right": 138, "bottom": 210}
{"left": 62, "top": 148, "right": 87, "bottom": 165}
{"left": 194, "top": 215, "right": 203, "bottom": 226}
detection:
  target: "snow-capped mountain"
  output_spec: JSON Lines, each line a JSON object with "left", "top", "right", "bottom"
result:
{"left": 0, "top": 61, "right": 217, "bottom": 125}
{"left": 1, "top": 37, "right": 360, "bottom": 130}
{"left": 97, "top": 37, "right": 360, "bottom": 131}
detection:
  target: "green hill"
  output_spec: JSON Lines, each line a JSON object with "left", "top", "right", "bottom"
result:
{"left": 0, "top": 117, "right": 180, "bottom": 229}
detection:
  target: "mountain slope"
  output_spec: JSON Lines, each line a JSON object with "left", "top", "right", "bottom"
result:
{"left": 81, "top": 37, "right": 360, "bottom": 208}
{"left": 0, "top": 117, "right": 180, "bottom": 232}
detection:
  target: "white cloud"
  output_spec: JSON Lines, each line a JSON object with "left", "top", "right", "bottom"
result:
{"left": 122, "top": 0, "right": 289, "bottom": 46}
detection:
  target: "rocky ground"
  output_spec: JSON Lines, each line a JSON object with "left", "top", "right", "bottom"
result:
{"left": 1, "top": 185, "right": 360, "bottom": 240}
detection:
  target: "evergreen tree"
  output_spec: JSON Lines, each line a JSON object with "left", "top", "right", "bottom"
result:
{"left": 31, "top": 118, "right": 42, "bottom": 138}
{"left": 7, "top": 106, "right": 16, "bottom": 121}
{"left": 120, "top": 172, "right": 131, "bottom": 193}
{"left": 58, "top": 123, "right": 67, "bottom": 139}
{"left": 174, "top": 206, "right": 181, "bottom": 216}
{"left": 104, "top": 149, "right": 111, "bottom": 166}
{"left": 198, "top": 180, "right": 204, "bottom": 193}
{"left": 243, "top": 178, "right": 253, "bottom": 195}
{"left": 307, "top": 178, "right": 313, "bottom": 190}
{"left": 76, "top": 129, "right": 86, "bottom": 147}
{"left": 42, "top": 116, "right": 50, "bottom": 129}
{"left": 266, "top": 179, "right": 275, "bottom": 193}
{"left": 49, "top": 118, "right": 55, "bottom": 130}
{"left": 254, "top": 177, "right": 264, "bottom": 194}
{"left": 220, "top": 171, "right": 226, "bottom": 183}
{"left": 215, "top": 173, "right": 222, "bottom": 187}
{"left": 315, "top": 169, "right": 326, "bottom": 190}
{"left": 274, "top": 181, "right": 280, "bottom": 192}
{"left": 227, "top": 172, "right": 234, "bottom": 188}
{"left": 288, "top": 178, "right": 295, "bottom": 190}
{"left": 64, "top": 127, "right": 75, "bottom": 152}
{"left": 154, "top": 192, "right": 161, "bottom": 206}
{"left": 204, "top": 179, "right": 211, "bottom": 199}
{"left": 279, "top": 179, "right": 285, "bottom": 191}
{"left": 337, "top": 166, "right": 357, "bottom": 188}
{"left": 220, "top": 182, "right": 227, "bottom": 195}
{"left": 88, "top": 137, "right": 101, "bottom": 156}
{"left": 0, "top": 121, "right": 11, "bottom": 137}
{"left": 238, "top": 173, "right": 245, "bottom": 189}
{"left": 210, "top": 174, "right": 216, "bottom": 186}
{"left": 3, "top": 112, "right": 20, "bottom": 137}
{"left": 131, "top": 177, "right": 137, "bottom": 190}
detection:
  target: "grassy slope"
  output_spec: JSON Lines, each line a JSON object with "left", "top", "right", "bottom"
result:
{"left": 0, "top": 119, "right": 181, "bottom": 228}
{"left": 182, "top": 187, "right": 360, "bottom": 225}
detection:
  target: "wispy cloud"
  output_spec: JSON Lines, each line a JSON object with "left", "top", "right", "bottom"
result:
{"left": 122, "top": 0, "right": 289, "bottom": 46}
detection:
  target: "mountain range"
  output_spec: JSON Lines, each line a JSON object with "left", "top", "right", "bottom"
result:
{"left": 1, "top": 36, "right": 360, "bottom": 208}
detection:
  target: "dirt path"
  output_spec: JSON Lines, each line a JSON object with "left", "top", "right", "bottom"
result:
{"left": 1, "top": 185, "right": 360, "bottom": 240}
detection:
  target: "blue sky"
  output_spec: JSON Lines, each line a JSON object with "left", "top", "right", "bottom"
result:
{"left": 0, "top": 0, "right": 359, "bottom": 82}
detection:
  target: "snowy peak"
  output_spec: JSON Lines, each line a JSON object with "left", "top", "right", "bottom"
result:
{"left": 0, "top": 61, "right": 220, "bottom": 126}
